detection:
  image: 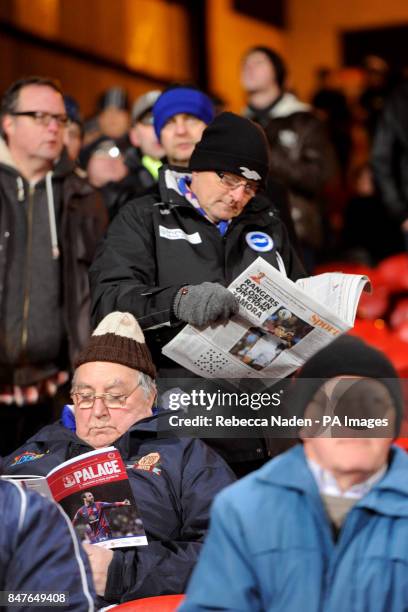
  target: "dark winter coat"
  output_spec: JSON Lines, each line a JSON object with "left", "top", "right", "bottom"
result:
{"left": 372, "top": 81, "right": 408, "bottom": 225}
{"left": 0, "top": 140, "right": 108, "bottom": 385}
{"left": 246, "top": 93, "right": 336, "bottom": 248}
{"left": 3, "top": 412, "right": 236, "bottom": 607}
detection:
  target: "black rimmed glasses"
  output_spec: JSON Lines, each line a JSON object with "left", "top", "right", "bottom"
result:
{"left": 72, "top": 381, "right": 141, "bottom": 410}
{"left": 10, "top": 111, "right": 69, "bottom": 127}
{"left": 216, "top": 171, "right": 260, "bottom": 197}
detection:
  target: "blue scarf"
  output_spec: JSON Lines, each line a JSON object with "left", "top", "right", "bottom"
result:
{"left": 177, "top": 177, "right": 230, "bottom": 236}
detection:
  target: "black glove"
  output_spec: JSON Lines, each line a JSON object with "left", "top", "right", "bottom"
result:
{"left": 173, "top": 282, "right": 239, "bottom": 327}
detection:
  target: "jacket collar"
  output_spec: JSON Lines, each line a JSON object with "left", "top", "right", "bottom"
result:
{"left": 157, "top": 165, "right": 191, "bottom": 206}
{"left": 266, "top": 92, "right": 311, "bottom": 118}
{"left": 256, "top": 444, "right": 316, "bottom": 492}
{"left": 358, "top": 447, "right": 408, "bottom": 517}
{"left": 256, "top": 444, "right": 408, "bottom": 517}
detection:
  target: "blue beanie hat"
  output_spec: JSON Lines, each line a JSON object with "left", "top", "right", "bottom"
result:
{"left": 153, "top": 87, "right": 215, "bottom": 139}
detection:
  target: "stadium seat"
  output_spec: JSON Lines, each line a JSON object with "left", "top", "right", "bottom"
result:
{"left": 107, "top": 594, "right": 185, "bottom": 610}
{"left": 395, "top": 438, "right": 408, "bottom": 452}
{"left": 390, "top": 298, "right": 408, "bottom": 330}
{"left": 348, "top": 323, "right": 408, "bottom": 377}
{"left": 393, "top": 320, "right": 408, "bottom": 343}
{"left": 377, "top": 253, "right": 408, "bottom": 292}
{"left": 348, "top": 320, "right": 389, "bottom": 346}
{"left": 357, "top": 285, "right": 389, "bottom": 320}
{"left": 314, "top": 261, "right": 373, "bottom": 278}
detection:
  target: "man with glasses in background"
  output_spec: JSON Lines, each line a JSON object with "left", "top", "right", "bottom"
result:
{"left": 0, "top": 76, "right": 107, "bottom": 454}
{"left": 3, "top": 311, "right": 235, "bottom": 607}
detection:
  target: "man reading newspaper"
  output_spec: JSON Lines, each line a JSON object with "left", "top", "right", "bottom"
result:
{"left": 163, "top": 257, "right": 370, "bottom": 380}
{"left": 4, "top": 312, "right": 235, "bottom": 608}
{"left": 90, "top": 111, "right": 304, "bottom": 371}
{"left": 90, "top": 112, "right": 305, "bottom": 475}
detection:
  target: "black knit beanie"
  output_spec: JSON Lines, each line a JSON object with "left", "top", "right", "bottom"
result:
{"left": 75, "top": 312, "right": 156, "bottom": 379}
{"left": 286, "top": 335, "right": 403, "bottom": 436}
{"left": 189, "top": 111, "right": 270, "bottom": 187}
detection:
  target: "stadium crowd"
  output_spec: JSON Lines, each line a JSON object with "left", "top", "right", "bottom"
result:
{"left": 0, "top": 46, "right": 407, "bottom": 610}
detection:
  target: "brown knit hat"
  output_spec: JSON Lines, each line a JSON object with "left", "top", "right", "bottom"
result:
{"left": 75, "top": 312, "right": 156, "bottom": 379}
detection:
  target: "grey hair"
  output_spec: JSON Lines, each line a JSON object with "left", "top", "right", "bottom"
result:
{"left": 138, "top": 372, "right": 156, "bottom": 398}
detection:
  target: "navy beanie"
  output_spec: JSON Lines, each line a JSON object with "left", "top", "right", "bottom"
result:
{"left": 285, "top": 335, "right": 403, "bottom": 436}
{"left": 153, "top": 87, "right": 215, "bottom": 139}
{"left": 190, "top": 112, "right": 270, "bottom": 187}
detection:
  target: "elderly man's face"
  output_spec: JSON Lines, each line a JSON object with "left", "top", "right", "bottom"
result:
{"left": 190, "top": 170, "right": 258, "bottom": 223}
{"left": 301, "top": 377, "right": 395, "bottom": 489}
{"left": 72, "top": 362, "right": 155, "bottom": 449}
{"left": 303, "top": 437, "right": 392, "bottom": 483}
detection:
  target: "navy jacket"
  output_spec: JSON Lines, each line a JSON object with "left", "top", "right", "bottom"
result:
{"left": 0, "top": 477, "right": 95, "bottom": 611}
{"left": 3, "top": 412, "right": 236, "bottom": 607}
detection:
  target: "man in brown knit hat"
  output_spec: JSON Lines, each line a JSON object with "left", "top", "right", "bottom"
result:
{"left": 72, "top": 310, "right": 157, "bottom": 450}
{"left": 4, "top": 311, "right": 235, "bottom": 608}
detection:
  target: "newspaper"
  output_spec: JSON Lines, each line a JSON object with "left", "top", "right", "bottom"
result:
{"left": 162, "top": 257, "right": 370, "bottom": 379}
{"left": 2, "top": 447, "right": 147, "bottom": 549}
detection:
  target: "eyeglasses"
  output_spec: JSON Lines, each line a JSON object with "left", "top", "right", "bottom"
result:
{"left": 72, "top": 382, "right": 141, "bottom": 410}
{"left": 216, "top": 171, "right": 259, "bottom": 197}
{"left": 10, "top": 111, "right": 69, "bottom": 127}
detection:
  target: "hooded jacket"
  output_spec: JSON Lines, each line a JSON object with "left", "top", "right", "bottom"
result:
{"left": 3, "top": 411, "right": 236, "bottom": 607}
{"left": 181, "top": 444, "right": 408, "bottom": 612}
{"left": 0, "top": 139, "right": 108, "bottom": 385}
